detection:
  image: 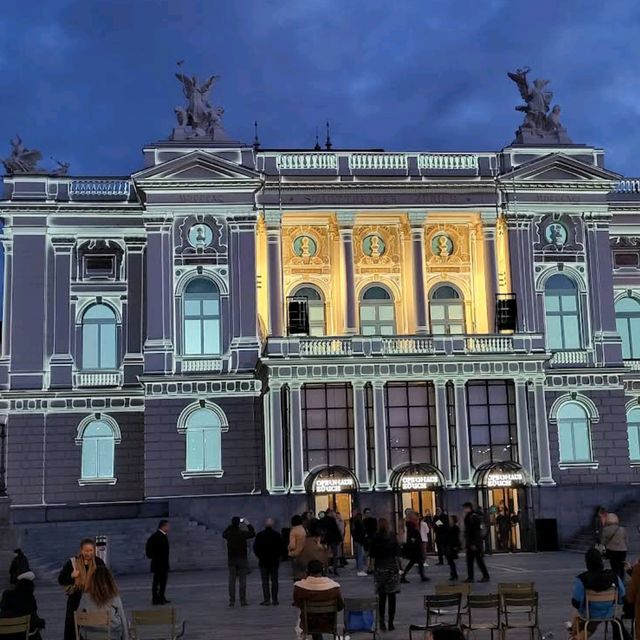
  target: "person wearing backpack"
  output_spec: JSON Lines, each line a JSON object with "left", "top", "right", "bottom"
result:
{"left": 463, "top": 502, "right": 490, "bottom": 583}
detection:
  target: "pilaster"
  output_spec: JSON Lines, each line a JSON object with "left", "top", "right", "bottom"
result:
{"left": 514, "top": 379, "right": 533, "bottom": 479}
{"left": 265, "top": 211, "right": 284, "bottom": 337}
{"left": 372, "top": 380, "right": 390, "bottom": 490}
{"left": 454, "top": 380, "right": 472, "bottom": 486}
{"left": 434, "top": 379, "right": 453, "bottom": 486}
{"left": 337, "top": 211, "right": 357, "bottom": 334}
{"left": 408, "top": 212, "right": 428, "bottom": 334}
{"left": 352, "top": 381, "right": 371, "bottom": 490}
{"left": 289, "top": 381, "right": 305, "bottom": 493}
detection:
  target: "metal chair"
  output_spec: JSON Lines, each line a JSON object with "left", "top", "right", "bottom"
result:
{"left": 501, "top": 592, "right": 541, "bottom": 640}
{"left": 497, "top": 582, "right": 535, "bottom": 596}
{"left": 578, "top": 589, "right": 624, "bottom": 640}
{"left": 436, "top": 583, "right": 472, "bottom": 610}
{"left": 129, "top": 608, "right": 186, "bottom": 640}
{"left": 75, "top": 610, "right": 111, "bottom": 640}
{"left": 301, "top": 599, "right": 340, "bottom": 640}
{"left": 409, "top": 594, "right": 463, "bottom": 640}
{"left": 462, "top": 594, "right": 501, "bottom": 640}
{"left": 343, "top": 597, "right": 378, "bottom": 638}
{"left": 0, "top": 615, "right": 30, "bottom": 639}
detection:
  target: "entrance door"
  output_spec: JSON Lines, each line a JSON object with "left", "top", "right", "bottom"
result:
{"left": 313, "top": 493, "right": 353, "bottom": 555}
{"left": 481, "top": 487, "right": 524, "bottom": 552}
{"left": 400, "top": 490, "right": 437, "bottom": 520}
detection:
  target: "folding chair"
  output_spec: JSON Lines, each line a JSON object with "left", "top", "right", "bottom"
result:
{"left": 577, "top": 589, "right": 624, "bottom": 640}
{"left": 129, "top": 608, "right": 186, "bottom": 640}
{"left": 497, "top": 583, "right": 535, "bottom": 597}
{"left": 409, "top": 594, "right": 463, "bottom": 640}
{"left": 0, "top": 615, "right": 30, "bottom": 639}
{"left": 501, "top": 592, "right": 541, "bottom": 640}
{"left": 301, "top": 599, "right": 340, "bottom": 640}
{"left": 462, "top": 594, "right": 501, "bottom": 640}
{"left": 343, "top": 597, "right": 378, "bottom": 638}
{"left": 75, "top": 610, "right": 111, "bottom": 640}
{"left": 436, "top": 583, "right": 472, "bottom": 610}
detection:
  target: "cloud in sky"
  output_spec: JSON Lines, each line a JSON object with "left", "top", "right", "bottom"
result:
{"left": 0, "top": 0, "right": 639, "bottom": 175}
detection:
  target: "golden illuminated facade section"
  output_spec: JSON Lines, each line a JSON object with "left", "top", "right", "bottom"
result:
{"left": 495, "top": 213, "right": 512, "bottom": 294}
{"left": 255, "top": 214, "right": 268, "bottom": 340}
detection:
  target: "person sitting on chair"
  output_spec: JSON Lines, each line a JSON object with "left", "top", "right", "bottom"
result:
{"left": 0, "top": 570, "right": 45, "bottom": 640}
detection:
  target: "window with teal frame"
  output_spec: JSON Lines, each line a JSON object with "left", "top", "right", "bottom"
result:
{"left": 185, "top": 408, "right": 222, "bottom": 473}
{"left": 615, "top": 297, "right": 640, "bottom": 360}
{"left": 82, "top": 304, "right": 118, "bottom": 370}
{"left": 557, "top": 402, "right": 592, "bottom": 463}
{"left": 627, "top": 407, "right": 640, "bottom": 462}
{"left": 544, "top": 274, "right": 582, "bottom": 351}
{"left": 183, "top": 278, "right": 221, "bottom": 355}
{"left": 81, "top": 420, "right": 116, "bottom": 480}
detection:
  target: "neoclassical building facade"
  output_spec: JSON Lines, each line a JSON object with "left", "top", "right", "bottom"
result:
{"left": 2, "top": 104, "right": 640, "bottom": 548}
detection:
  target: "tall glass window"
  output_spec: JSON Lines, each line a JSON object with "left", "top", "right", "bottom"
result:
{"left": 627, "top": 407, "right": 640, "bottom": 462}
{"left": 81, "top": 420, "right": 116, "bottom": 480}
{"left": 82, "top": 304, "right": 117, "bottom": 370}
{"left": 385, "top": 382, "right": 437, "bottom": 468}
{"left": 185, "top": 408, "right": 222, "bottom": 472}
{"left": 467, "top": 380, "right": 518, "bottom": 468}
{"left": 359, "top": 285, "right": 395, "bottom": 335}
{"left": 544, "top": 274, "right": 582, "bottom": 350}
{"left": 183, "top": 278, "right": 221, "bottom": 355}
{"left": 557, "top": 402, "right": 592, "bottom": 463}
{"left": 293, "top": 286, "right": 325, "bottom": 336}
{"left": 615, "top": 297, "right": 640, "bottom": 360}
{"left": 430, "top": 285, "right": 465, "bottom": 335}
{"left": 301, "top": 384, "right": 354, "bottom": 470}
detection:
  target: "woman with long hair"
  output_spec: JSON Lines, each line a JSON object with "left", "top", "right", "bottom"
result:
{"left": 79, "top": 565, "right": 128, "bottom": 640}
{"left": 58, "top": 538, "right": 105, "bottom": 640}
{"left": 368, "top": 518, "right": 402, "bottom": 631}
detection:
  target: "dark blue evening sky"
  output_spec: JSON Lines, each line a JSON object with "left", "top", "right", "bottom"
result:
{"left": 1, "top": 0, "right": 639, "bottom": 176}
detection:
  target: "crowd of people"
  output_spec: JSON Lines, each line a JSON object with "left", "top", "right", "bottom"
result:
{"left": 0, "top": 502, "right": 638, "bottom": 639}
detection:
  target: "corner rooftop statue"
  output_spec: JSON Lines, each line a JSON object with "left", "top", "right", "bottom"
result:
{"left": 1, "top": 135, "right": 69, "bottom": 176}
{"left": 508, "top": 66, "right": 572, "bottom": 145}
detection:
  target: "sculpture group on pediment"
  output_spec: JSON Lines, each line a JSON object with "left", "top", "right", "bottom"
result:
{"left": 2, "top": 135, "right": 69, "bottom": 176}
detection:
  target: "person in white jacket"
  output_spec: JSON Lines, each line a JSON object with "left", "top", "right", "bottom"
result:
{"left": 78, "top": 565, "right": 128, "bottom": 640}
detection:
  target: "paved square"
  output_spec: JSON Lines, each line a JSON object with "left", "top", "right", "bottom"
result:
{"left": 27, "top": 551, "right": 619, "bottom": 639}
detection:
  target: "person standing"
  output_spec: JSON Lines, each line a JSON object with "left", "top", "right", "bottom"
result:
{"left": 350, "top": 510, "right": 368, "bottom": 576}
{"left": 601, "top": 513, "right": 628, "bottom": 579}
{"left": 58, "top": 538, "right": 105, "bottom": 640}
{"left": 253, "top": 518, "right": 282, "bottom": 606}
{"left": 496, "top": 507, "right": 511, "bottom": 551}
{"left": 294, "top": 520, "right": 329, "bottom": 581}
{"left": 625, "top": 558, "right": 640, "bottom": 640}
{"left": 335, "top": 512, "right": 347, "bottom": 568}
{"left": 362, "top": 508, "right": 378, "bottom": 555}
{"left": 78, "top": 565, "right": 128, "bottom": 640}
{"left": 319, "top": 509, "right": 342, "bottom": 576}
{"left": 402, "top": 512, "right": 428, "bottom": 583}
{"left": 445, "top": 515, "right": 462, "bottom": 582}
{"left": 223, "top": 516, "right": 256, "bottom": 607}
{"left": 463, "top": 502, "right": 490, "bottom": 583}
{"left": 145, "top": 519, "right": 170, "bottom": 605}
{"left": 419, "top": 512, "right": 432, "bottom": 567}
{"left": 369, "top": 518, "right": 402, "bottom": 631}
{"left": 433, "top": 508, "right": 449, "bottom": 565}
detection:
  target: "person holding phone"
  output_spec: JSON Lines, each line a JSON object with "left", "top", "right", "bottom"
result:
{"left": 223, "top": 516, "right": 256, "bottom": 607}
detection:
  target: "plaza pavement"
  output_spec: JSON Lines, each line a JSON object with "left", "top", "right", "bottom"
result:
{"left": 27, "top": 550, "right": 622, "bottom": 639}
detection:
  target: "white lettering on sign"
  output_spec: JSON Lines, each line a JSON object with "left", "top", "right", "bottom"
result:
{"left": 400, "top": 475, "right": 440, "bottom": 491}
{"left": 314, "top": 477, "right": 354, "bottom": 493}
{"left": 486, "top": 472, "right": 524, "bottom": 488}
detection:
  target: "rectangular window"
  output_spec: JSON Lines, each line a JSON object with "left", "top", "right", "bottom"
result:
{"left": 82, "top": 439, "right": 98, "bottom": 478}
{"left": 83, "top": 255, "right": 116, "bottom": 279}
{"left": 629, "top": 424, "right": 640, "bottom": 461}
{"left": 385, "top": 382, "right": 437, "bottom": 469}
{"left": 614, "top": 252, "right": 640, "bottom": 269}
{"left": 467, "top": 380, "right": 518, "bottom": 468}
{"left": 302, "top": 384, "right": 354, "bottom": 471}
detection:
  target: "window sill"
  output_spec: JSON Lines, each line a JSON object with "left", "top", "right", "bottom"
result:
{"left": 630, "top": 461, "right": 640, "bottom": 467}
{"left": 181, "top": 470, "right": 225, "bottom": 479}
{"left": 558, "top": 462, "right": 599, "bottom": 470}
{"left": 78, "top": 477, "right": 118, "bottom": 486}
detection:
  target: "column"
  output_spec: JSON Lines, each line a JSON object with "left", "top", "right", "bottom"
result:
{"left": 454, "top": 380, "right": 472, "bottom": 486}
{"left": 123, "top": 238, "right": 145, "bottom": 384}
{"left": 289, "top": 381, "right": 305, "bottom": 492}
{"left": 483, "top": 224, "right": 498, "bottom": 332}
{"left": 434, "top": 379, "right": 453, "bottom": 486}
{"left": 265, "top": 211, "right": 284, "bottom": 337}
{"left": 337, "top": 212, "right": 357, "bottom": 334}
{"left": 352, "top": 381, "right": 371, "bottom": 490}
{"left": 372, "top": 380, "right": 390, "bottom": 489}
{"left": 410, "top": 221, "right": 428, "bottom": 333}
{"left": 267, "top": 382, "right": 286, "bottom": 492}
{"left": 533, "top": 380, "right": 555, "bottom": 485}
{"left": 514, "top": 379, "right": 533, "bottom": 479}
{"left": 1, "top": 240, "right": 12, "bottom": 358}
{"left": 49, "top": 237, "right": 75, "bottom": 387}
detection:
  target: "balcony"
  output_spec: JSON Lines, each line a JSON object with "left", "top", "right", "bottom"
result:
{"left": 275, "top": 153, "right": 337, "bottom": 171}
{"left": 624, "top": 359, "right": 640, "bottom": 371}
{"left": 74, "top": 371, "right": 123, "bottom": 387}
{"left": 69, "top": 180, "right": 131, "bottom": 201}
{"left": 180, "top": 358, "right": 224, "bottom": 373}
{"left": 348, "top": 153, "right": 408, "bottom": 171}
{"left": 549, "top": 350, "right": 590, "bottom": 367}
{"left": 418, "top": 153, "right": 478, "bottom": 171}
{"left": 265, "top": 334, "right": 544, "bottom": 359}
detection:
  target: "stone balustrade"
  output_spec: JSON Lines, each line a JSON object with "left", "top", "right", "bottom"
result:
{"left": 382, "top": 337, "right": 434, "bottom": 355}
{"left": 181, "top": 358, "right": 223, "bottom": 373}
{"left": 74, "top": 371, "right": 123, "bottom": 387}
{"left": 549, "top": 350, "right": 590, "bottom": 366}
{"left": 624, "top": 359, "right": 640, "bottom": 371}
{"left": 69, "top": 180, "right": 131, "bottom": 200}
{"left": 614, "top": 179, "right": 640, "bottom": 193}
{"left": 466, "top": 336, "right": 513, "bottom": 353}
{"left": 299, "top": 338, "right": 352, "bottom": 357}
{"left": 419, "top": 153, "right": 478, "bottom": 171}
{"left": 348, "top": 153, "right": 408, "bottom": 170}
{"left": 275, "top": 153, "right": 337, "bottom": 170}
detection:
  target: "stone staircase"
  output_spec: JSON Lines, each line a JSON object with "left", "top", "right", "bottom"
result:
{"left": 564, "top": 499, "right": 640, "bottom": 553}
{"left": 15, "top": 516, "right": 228, "bottom": 584}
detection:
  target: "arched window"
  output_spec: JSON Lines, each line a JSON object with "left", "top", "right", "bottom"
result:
{"left": 430, "top": 285, "right": 465, "bottom": 335}
{"left": 544, "top": 274, "right": 582, "bottom": 350}
{"left": 183, "top": 278, "right": 221, "bottom": 355}
{"left": 81, "top": 420, "right": 117, "bottom": 480}
{"left": 615, "top": 297, "right": 640, "bottom": 360}
{"left": 293, "top": 286, "right": 325, "bottom": 336}
{"left": 359, "top": 285, "right": 395, "bottom": 335}
{"left": 557, "top": 402, "right": 592, "bottom": 463}
{"left": 185, "top": 408, "right": 223, "bottom": 473}
{"left": 82, "top": 304, "right": 117, "bottom": 370}
{"left": 627, "top": 407, "right": 640, "bottom": 462}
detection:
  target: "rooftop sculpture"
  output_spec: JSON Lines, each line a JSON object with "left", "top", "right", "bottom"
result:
{"left": 2, "top": 135, "right": 69, "bottom": 176}
{"left": 508, "top": 67, "right": 572, "bottom": 145}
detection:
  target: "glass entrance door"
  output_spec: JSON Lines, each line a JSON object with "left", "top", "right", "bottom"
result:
{"left": 481, "top": 487, "right": 524, "bottom": 552}
{"left": 313, "top": 493, "right": 353, "bottom": 555}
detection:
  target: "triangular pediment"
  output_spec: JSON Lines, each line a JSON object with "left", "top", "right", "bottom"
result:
{"left": 133, "top": 150, "right": 261, "bottom": 184}
{"left": 500, "top": 153, "right": 620, "bottom": 185}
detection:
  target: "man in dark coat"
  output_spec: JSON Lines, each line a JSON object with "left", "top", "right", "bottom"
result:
{"left": 145, "top": 519, "right": 170, "bottom": 605}
{"left": 9, "top": 549, "right": 30, "bottom": 585}
{"left": 433, "top": 508, "right": 450, "bottom": 565}
{"left": 223, "top": 516, "right": 256, "bottom": 607}
{"left": 253, "top": 517, "right": 283, "bottom": 606}
{"left": 463, "top": 502, "right": 490, "bottom": 583}
{"left": 319, "top": 509, "right": 343, "bottom": 576}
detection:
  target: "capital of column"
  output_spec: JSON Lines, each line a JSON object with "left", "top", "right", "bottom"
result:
{"left": 263, "top": 210, "right": 282, "bottom": 230}
{"left": 352, "top": 380, "right": 366, "bottom": 391}
{"left": 371, "top": 379, "right": 386, "bottom": 390}
{"left": 124, "top": 236, "right": 147, "bottom": 251}
{"left": 433, "top": 378, "right": 449, "bottom": 389}
{"left": 407, "top": 210, "right": 427, "bottom": 227}
{"left": 289, "top": 380, "right": 303, "bottom": 391}
{"left": 51, "top": 237, "right": 76, "bottom": 253}
{"left": 336, "top": 210, "right": 357, "bottom": 228}
{"left": 269, "top": 380, "right": 284, "bottom": 392}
